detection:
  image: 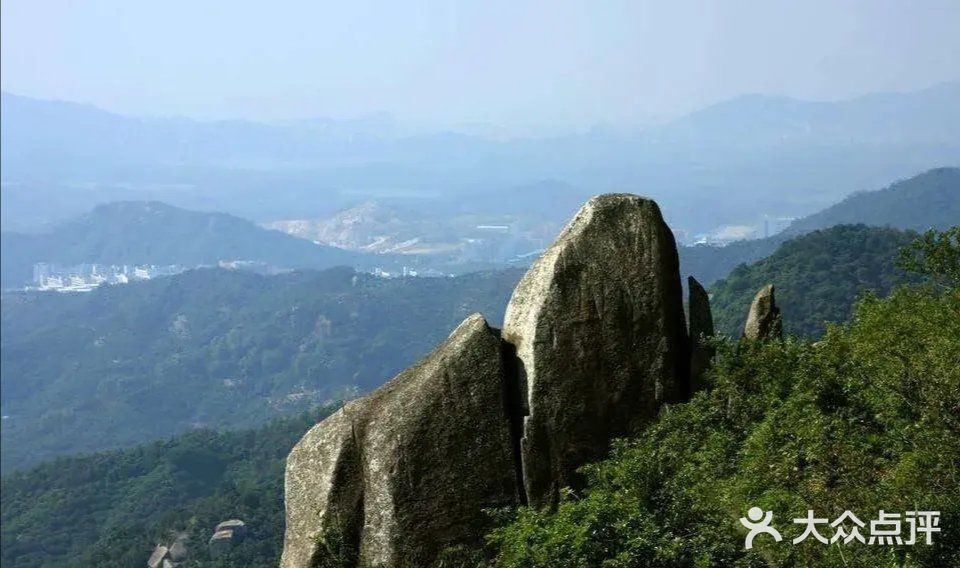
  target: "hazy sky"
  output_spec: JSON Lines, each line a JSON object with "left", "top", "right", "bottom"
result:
{"left": 2, "top": 0, "right": 959, "bottom": 132}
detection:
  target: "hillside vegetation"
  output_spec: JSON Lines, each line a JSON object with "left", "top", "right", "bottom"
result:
{"left": 0, "top": 267, "right": 521, "bottom": 471}
{"left": 0, "top": 408, "right": 333, "bottom": 568}
{"left": 483, "top": 228, "right": 960, "bottom": 567}
{"left": 709, "top": 225, "right": 920, "bottom": 337}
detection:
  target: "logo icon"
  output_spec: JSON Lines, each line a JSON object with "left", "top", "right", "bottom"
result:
{"left": 740, "top": 507, "right": 783, "bottom": 549}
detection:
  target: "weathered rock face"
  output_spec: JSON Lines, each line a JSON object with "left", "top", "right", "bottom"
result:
{"left": 280, "top": 314, "right": 520, "bottom": 568}
{"left": 209, "top": 520, "right": 248, "bottom": 558}
{"left": 282, "top": 193, "right": 694, "bottom": 566}
{"left": 688, "top": 276, "right": 715, "bottom": 392}
{"left": 743, "top": 284, "right": 782, "bottom": 341}
{"left": 501, "top": 194, "right": 689, "bottom": 509}
{"left": 147, "top": 532, "right": 189, "bottom": 568}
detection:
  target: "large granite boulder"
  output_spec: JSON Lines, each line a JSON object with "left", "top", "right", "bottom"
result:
{"left": 742, "top": 284, "right": 782, "bottom": 341}
{"left": 281, "top": 314, "right": 520, "bottom": 568}
{"left": 282, "top": 193, "right": 694, "bottom": 566}
{"left": 501, "top": 194, "right": 689, "bottom": 509}
{"left": 687, "top": 276, "right": 715, "bottom": 392}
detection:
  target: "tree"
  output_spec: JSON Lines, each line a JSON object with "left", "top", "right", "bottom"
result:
{"left": 898, "top": 226, "right": 960, "bottom": 289}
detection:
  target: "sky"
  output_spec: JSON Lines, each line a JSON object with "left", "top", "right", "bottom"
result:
{"left": 2, "top": 0, "right": 959, "bottom": 134}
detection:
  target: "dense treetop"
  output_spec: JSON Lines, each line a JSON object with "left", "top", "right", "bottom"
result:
{"left": 1, "top": 408, "right": 333, "bottom": 568}
{"left": 709, "top": 224, "right": 920, "bottom": 337}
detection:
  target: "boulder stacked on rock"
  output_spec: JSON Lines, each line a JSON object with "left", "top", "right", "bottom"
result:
{"left": 742, "top": 284, "right": 782, "bottom": 341}
{"left": 281, "top": 194, "right": 695, "bottom": 567}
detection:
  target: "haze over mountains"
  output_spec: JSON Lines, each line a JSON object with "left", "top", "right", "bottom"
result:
{"left": 2, "top": 167, "right": 955, "bottom": 290}
{"left": 679, "top": 167, "right": 960, "bottom": 284}
{"left": 3, "top": 83, "right": 958, "bottom": 235}
{"left": 1, "top": 168, "right": 956, "bottom": 473}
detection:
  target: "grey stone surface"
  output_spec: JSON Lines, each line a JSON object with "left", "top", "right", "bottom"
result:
{"left": 688, "top": 276, "right": 715, "bottom": 392}
{"left": 280, "top": 314, "right": 520, "bottom": 568}
{"left": 209, "top": 520, "right": 248, "bottom": 558}
{"left": 281, "top": 397, "right": 364, "bottom": 568}
{"left": 501, "top": 193, "right": 689, "bottom": 509}
{"left": 742, "top": 284, "right": 782, "bottom": 341}
{"left": 147, "top": 545, "right": 168, "bottom": 568}
{"left": 281, "top": 193, "right": 694, "bottom": 566}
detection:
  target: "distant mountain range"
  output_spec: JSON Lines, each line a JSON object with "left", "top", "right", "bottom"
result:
{"left": 680, "top": 167, "right": 960, "bottom": 285}
{"left": 3, "top": 168, "right": 956, "bottom": 290}
{"left": 0, "top": 201, "right": 374, "bottom": 288}
{"left": 3, "top": 84, "right": 958, "bottom": 233}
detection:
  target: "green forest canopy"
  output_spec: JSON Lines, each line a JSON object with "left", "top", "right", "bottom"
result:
{"left": 708, "top": 224, "right": 920, "bottom": 338}
{"left": 1, "top": 267, "right": 521, "bottom": 471}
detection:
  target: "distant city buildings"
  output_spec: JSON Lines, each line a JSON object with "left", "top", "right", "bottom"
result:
{"left": 763, "top": 216, "right": 797, "bottom": 238}
{"left": 686, "top": 215, "right": 798, "bottom": 247}
{"left": 26, "top": 260, "right": 456, "bottom": 292}
{"left": 28, "top": 260, "right": 291, "bottom": 292}
{"left": 30, "top": 262, "right": 187, "bottom": 292}
{"left": 369, "top": 266, "right": 451, "bottom": 278}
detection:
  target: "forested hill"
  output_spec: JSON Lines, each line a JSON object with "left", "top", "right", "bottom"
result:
{"left": 0, "top": 408, "right": 333, "bottom": 568}
{"left": 709, "top": 224, "right": 920, "bottom": 337}
{"left": 0, "top": 201, "right": 374, "bottom": 288}
{"left": 0, "top": 266, "right": 522, "bottom": 471}
{"left": 781, "top": 167, "right": 960, "bottom": 237}
{"left": 680, "top": 167, "right": 959, "bottom": 285}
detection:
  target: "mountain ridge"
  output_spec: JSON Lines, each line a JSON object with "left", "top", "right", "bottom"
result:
{"left": 0, "top": 201, "right": 377, "bottom": 288}
{"left": 680, "top": 167, "right": 960, "bottom": 285}
{"left": 5, "top": 84, "right": 958, "bottom": 233}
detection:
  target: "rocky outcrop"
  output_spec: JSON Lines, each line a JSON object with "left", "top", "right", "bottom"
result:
{"left": 687, "top": 276, "right": 715, "bottom": 392}
{"left": 147, "top": 533, "right": 188, "bottom": 568}
{"left": 209, "top": 520, "right": 247, "bottom": 558}
{"left": 147, "top": 545, "right": 169, "bottom": 568}
{"left": 742, "top": 284, "right": 782, "bottom": 341}
{"left": 281, "top": 314, "right": 520, "bottom": 568}
{"left": 501, "top": 194, "right": 688, "bottom": 508}
{"left": 282, "top": 193, "right": 693, "bottom": 566}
